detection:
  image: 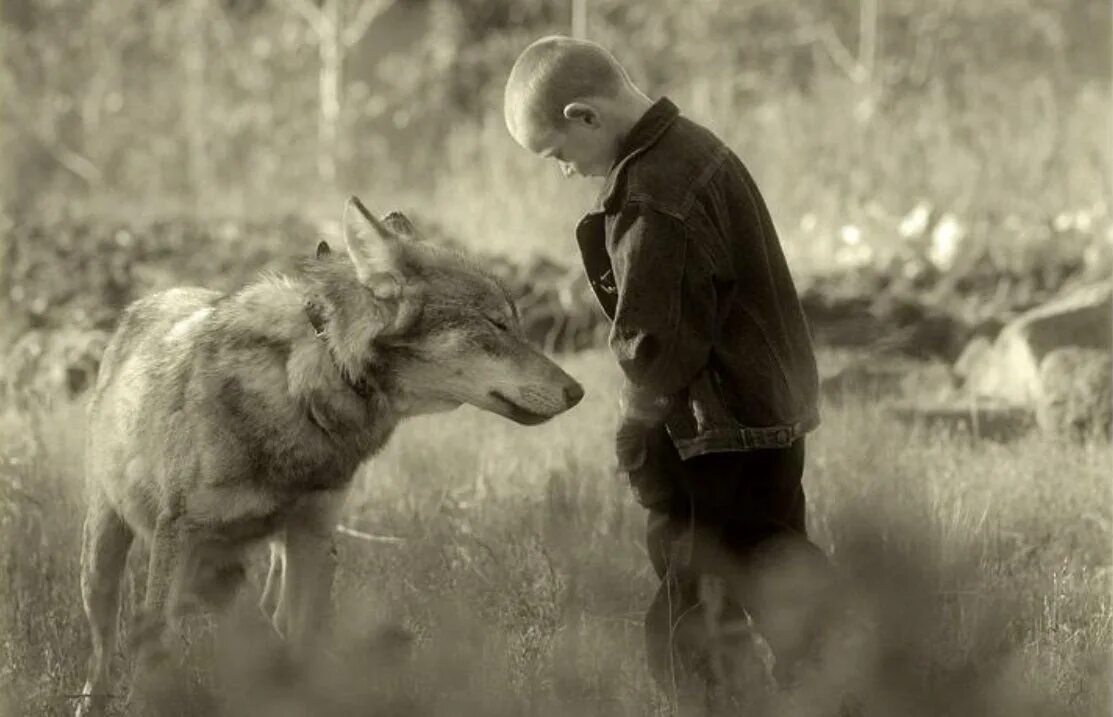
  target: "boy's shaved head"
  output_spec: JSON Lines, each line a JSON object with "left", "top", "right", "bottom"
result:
{"left": 504, "top": 35, "right": 634, "bottom": 140}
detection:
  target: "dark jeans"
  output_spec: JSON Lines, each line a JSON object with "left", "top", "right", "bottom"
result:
{"left": 627, "top": 426, "right": 831, "bottom": 702}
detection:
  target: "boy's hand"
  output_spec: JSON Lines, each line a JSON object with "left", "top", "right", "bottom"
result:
{"left": 615, "top": 415, "right": 651, "bottom": 472}
{"left": 618, "top": 378, "right": 673, "bottom": 425}
{"left": 615, "top": 379, "right": 673, "bottom": 472}
{"left": 614, "top": 403, "right": 678, "bottom": 512}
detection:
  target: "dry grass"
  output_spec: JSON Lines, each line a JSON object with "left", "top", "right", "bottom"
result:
{"left": 1, "top": 350, "right": 1110, "bottom": 716}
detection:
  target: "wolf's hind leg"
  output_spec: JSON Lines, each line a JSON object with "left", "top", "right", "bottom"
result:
{"left": 134, "top": 509, "right": 189, "bottom": 667}
{"left": 76, "top": 495, "right": 134, "bottom": 717}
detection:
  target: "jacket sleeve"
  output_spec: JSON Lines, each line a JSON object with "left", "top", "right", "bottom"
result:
{"left": 607, "top": 203, "right": 717, "bottom": 426}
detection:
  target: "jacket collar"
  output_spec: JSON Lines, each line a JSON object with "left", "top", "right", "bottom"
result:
{"left": 591, "top": 97, "right": 680, "bottom": 213}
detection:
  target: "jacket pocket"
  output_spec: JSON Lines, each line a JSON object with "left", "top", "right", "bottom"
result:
{"left": 664, "top": 365, "right": 733, "bottom": 443}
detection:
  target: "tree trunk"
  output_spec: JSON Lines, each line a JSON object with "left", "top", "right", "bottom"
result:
{"left": 185, "top": 0, "right": 211, "bottom": 209}
{"left": 317, "top": 0, "right": 341, "bottom": 187}
{"left": 571, "top": 0, "right": 587, "bottom": 39}
{"left": 859, "top": 0, "right": 877, "bottom": 81}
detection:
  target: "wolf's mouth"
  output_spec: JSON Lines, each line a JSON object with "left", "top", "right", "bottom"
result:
{"left": 488, "top": 391, "right": 552, "bottom": 426}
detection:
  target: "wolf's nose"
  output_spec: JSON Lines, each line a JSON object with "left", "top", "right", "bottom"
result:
{"left": 564, "top": 382, "right": 585, "bottom": 407}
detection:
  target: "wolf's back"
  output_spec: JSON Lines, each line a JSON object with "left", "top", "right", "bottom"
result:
{"left": 90, "top": 286, "right": 224, "bottom": 408}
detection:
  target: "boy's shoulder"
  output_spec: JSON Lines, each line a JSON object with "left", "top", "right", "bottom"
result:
{"left": 613, "top": 107, "right": 736, "bottom": 220}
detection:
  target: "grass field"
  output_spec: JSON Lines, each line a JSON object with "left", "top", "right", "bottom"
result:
{"left": 1, "top": 349, "right": 1109, "bottom": 716}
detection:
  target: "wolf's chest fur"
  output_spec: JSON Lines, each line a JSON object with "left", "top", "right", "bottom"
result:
{"left": 173, "top": 369, "right": 396, "bottom": 543}
{"left": 208, "top": 369, "right": 397, "bottom": 493}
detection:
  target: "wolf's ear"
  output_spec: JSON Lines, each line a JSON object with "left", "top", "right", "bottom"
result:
{"left": 316, "top": 240, "right": 332, "bottom": 259}
{"left": 381, "top": 211, "right": 422, "bottom": 241}
{"left": 343, "top": 195, "right": 403, "bottom": 283}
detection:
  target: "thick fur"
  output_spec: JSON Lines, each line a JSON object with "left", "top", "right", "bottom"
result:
{"left": 74, "top": 198, "right": 583, "bottom": 716}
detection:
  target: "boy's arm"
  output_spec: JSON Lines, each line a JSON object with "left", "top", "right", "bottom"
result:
{"left": 608, "top": 203, "right": 717, "bottom": 433}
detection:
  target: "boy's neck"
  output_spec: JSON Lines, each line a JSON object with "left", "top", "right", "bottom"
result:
{"left": 608, "top": 90, "right": 656, "bottom": 162}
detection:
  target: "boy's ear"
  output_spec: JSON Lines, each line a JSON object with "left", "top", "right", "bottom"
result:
{"left": 562, "top": 102, "right": 598, "bottom": 126}
{"left": 342, "top": 195, "right": 403, "bottom": 284}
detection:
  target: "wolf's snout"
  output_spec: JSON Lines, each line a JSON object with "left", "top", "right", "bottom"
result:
{"left": 564, "top": 382, "right": 584, "bottom": 407}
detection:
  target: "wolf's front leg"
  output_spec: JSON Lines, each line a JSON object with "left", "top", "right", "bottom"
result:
{"left": 280, "top": 526, "right": 338, "bottom": 654}
{"left": 278, "top": 491, "right": 346, "bottom": 655}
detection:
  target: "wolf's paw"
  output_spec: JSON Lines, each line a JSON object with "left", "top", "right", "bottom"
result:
{"left": 130, "top": 609, "right": 187, "bottom": 672}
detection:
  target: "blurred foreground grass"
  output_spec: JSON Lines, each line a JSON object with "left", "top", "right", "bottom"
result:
{"left": 0, "top": 350, "right": 1109, "bottom": 716}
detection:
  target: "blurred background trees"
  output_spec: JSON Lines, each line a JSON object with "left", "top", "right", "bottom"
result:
{"left": 0, "top": 0, "right": 1108, "bottom": 269}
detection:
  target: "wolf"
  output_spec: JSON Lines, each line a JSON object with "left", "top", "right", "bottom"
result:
{"left": 74, "top": 196, "right": 584, "bottom": 716}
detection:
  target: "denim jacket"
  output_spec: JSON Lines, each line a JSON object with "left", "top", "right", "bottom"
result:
{"left": 576, "top": 98, "right": 820, "bottom": 464}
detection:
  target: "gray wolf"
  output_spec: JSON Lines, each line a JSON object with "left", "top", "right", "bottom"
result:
{"left": 504, "top": 37, "right": 826, "bottom": 700}
{"left": 74, "top": 196, "right": 584, "bottom": 716}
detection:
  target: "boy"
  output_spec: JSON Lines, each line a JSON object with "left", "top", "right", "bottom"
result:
{"left": 504, "top": 36, "right": 831, "bottom": 704}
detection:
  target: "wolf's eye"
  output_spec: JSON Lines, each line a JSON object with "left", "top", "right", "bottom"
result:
{"left": 487, "top": 316, "right": 509, "bottom": 332}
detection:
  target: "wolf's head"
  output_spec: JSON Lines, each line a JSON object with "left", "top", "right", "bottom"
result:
{"left": 305, "top": 196, "right": 584, "bottom": 425}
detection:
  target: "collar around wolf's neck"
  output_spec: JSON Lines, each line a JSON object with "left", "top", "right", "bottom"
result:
{"left": 303, "top": 298, "right": 383, "bottom": 402}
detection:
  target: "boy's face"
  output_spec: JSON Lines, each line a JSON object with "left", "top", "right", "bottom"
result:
{"left": 513, "top": 104, "right": 619, "bottom": 179}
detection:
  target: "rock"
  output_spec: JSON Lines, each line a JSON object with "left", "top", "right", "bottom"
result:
{"left": 1035, "top": 348, "right": 1111, "bottom": 440}
{"left": 821, "top": 363, "right": 908, "bottom": 403}
{"left": 801, "top": 268, "right": 975, "bottom": 361}
{"left": 799, "top": 271, "right": 883, "bottom": 349}
{"left": 962, "top": 280, "right": 1112, "bottom": 406}
{"left": 821, "top": 359, "right": 958, "bottom": 404}
{"left": 887, "top": 400, "right": 1036, "bottom": 442}
{"left": 953, "top": 335, "right": 993, "bottom": 385}
{"left": 899, "top": 361, "right": 960, "bottom": 401}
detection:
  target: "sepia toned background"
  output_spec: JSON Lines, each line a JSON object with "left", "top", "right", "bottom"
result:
{"left": 1, "top": 1, "right": 1110, "bottom": 715}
